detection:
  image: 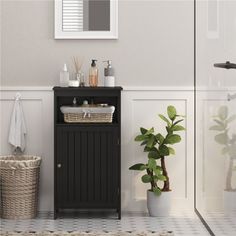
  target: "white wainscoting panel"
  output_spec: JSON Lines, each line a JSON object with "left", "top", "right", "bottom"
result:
{"left": 0, "top": 87, "right": 194, "bottom": 212}
{"left": 121, "top": 90, "right": 194, "bottom": 212}
{"left": 0, "top": 89, "right": 54, "bottom": 211}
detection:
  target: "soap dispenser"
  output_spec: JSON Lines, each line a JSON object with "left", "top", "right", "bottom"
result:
{"left": 103, "top": 60, "right": 115, "bottom": 87}
{"left": 60, "top": 63, "right": 69, "bottom": 87}
{"left": 89, "top": 59, "right": 98, "bottom": 87}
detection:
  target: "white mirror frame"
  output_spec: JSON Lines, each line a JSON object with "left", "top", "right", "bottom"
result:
{"left": 54, "top": 0, "right": 118, "bottom": 39}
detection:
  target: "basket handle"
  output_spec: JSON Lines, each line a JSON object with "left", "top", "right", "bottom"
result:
{"left": 82, "top": 110, "right": 91, "bottom": 119}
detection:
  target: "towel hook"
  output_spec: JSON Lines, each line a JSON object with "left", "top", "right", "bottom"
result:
{"left": 15, "top": 92, "right": 21, "bottom": 101}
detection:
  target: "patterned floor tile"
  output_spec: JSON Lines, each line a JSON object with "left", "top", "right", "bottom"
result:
{"left": 1, "top": 211, "right": 210, "bottom": 236}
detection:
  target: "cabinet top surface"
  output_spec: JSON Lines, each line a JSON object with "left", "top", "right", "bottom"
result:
{"left": 53, "top": 86, "right": 123, "bottom": 91}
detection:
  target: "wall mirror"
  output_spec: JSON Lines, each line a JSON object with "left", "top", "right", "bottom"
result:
{"left": 55, "top": 0, "right": 118, "bottom": 39}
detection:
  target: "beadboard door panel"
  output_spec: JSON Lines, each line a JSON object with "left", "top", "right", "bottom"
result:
{"left": 56, "top": 126, "right": 119, "bottom": 209}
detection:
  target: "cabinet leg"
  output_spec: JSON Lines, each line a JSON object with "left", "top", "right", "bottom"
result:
{"left": 54, "top": 210, "right": 58, "bottom": 220}
{"left": 118, "top": 209, "right": 121, "bottom": 220}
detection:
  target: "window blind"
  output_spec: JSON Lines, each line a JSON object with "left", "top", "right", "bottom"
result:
{"left": 62, "top": 0, "right": 83, "bottom": 32}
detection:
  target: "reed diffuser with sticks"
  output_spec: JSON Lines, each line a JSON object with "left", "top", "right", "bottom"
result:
{"left": 71, "top": 56, "right": 85, "bottom": 87}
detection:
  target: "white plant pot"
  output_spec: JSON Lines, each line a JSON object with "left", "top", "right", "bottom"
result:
{"left": 147, "top": 190, "right": 172, "bottom": 217}
{"left": 223, "top": 190, "right": 236, "bottom": 213}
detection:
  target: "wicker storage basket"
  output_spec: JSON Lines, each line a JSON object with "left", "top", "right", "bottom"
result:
{"left": 60, "top": 106, "right": 115, "bottom": 123}
{"left": 0, "top": 155, "right": 41, "bottom": 219}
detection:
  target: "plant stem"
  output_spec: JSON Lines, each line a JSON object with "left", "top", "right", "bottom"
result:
{"left": 225, "top": 157, "right": 234, "bottom": 191}
{"left": 147, "top": 169, "right": 157, "bottom": 191}
{"left": 161, "top": 156, "right": 170, "bottom": 191}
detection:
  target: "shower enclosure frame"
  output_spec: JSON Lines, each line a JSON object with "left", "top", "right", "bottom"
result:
{"left": 194, "top": 1, "right": 219, "bottom": 235}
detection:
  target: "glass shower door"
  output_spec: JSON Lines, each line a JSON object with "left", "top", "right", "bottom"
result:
{"left": 195, "top": 0, "right": 236, "bottom": 235}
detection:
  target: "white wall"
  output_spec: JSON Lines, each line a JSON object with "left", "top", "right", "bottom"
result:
{"left": 0, "top": 87, "right": 194, "bottom": 212}
{"left": 0, "top": 0, "right": 194, "bottom": 87}
{"left": 0, "top": 0, "right": 195, "bottom": 213}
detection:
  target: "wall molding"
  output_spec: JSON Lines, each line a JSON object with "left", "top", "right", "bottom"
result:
{"left": 2, "top": 85, "right": 236, "bottom": 92}
{"left": 0, "top": 86, "right": 194, "bottom": 92}
{"left": 0, "top": 87, "right": 194, "bottom": 212}
{"left": 0, "top": 86, "right": 53, "bottom": 91}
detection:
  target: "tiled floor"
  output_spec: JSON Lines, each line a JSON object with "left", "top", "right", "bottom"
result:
{"left": 200, "top": 211, "right": 236, "bottom": 236}
{"left": 0, "top": 211, "right": 210, "bottom": 236}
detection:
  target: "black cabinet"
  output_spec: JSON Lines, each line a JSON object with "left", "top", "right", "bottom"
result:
{"left": 53, "top": 87, "right": 122, "bottom": 219}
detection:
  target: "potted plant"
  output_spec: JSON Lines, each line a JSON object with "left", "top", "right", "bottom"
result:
{"left": 129, "top": 106, "right": 185, "bottom": 216}
{"left": 210, "top": 105, "right": 236, "bottom": 212}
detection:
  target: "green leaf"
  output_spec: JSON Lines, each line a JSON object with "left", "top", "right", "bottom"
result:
{"left": 146, "top": 127, "right": 154, "bottom": 135}
{"left": 156, "top": 133, "right": 165, "bottom": 144}
{"left": 171, "top": 125, "right": 185, "bottom": 131}
{"left": 168, "top": 146, "right": 175, "bottom": 155}
{"left": 166, "top": 126, "right": 173, "bottom": 135}
{"left": 227, "top": 115, "right": 236, "bottom": 124}
{"left": 135, "top": 135, "right": 146, "bottom": 142}
{"left": 209, "top": 125, "right": 225, "bottom": 131}
{"left": 158, "top": 175, "right": 166, "bottom": 181}
{"left": 145, "top": 146, "right": 157, "bottom": 152}
{"left": 141, "top": 174, "right": 152, "bottom": 183}
{"left": 159, "top": 114, "right": 171, "bottom": 126}
{"left": 153, "top": 168, "right": 161, "bottom": 176}
{"left": 213, "top": 119, "right": 225, "bottom": 128}
{"left": 167, "top": 106, "right": 177, "bottom": 120}
{"left": 140, "top": 140, "right": 148, "bottom": 146}
{"left": 144, "top": 146, "right": 151, "bottom": 152}
{"left": 159, "top": 145, "right": 169, "bottom": 156}
{"left": 228, "top": 146, "right": 236, "bottom": 157}
{"left": 146, "top": 135, "right": 155, "bottom": 148}
{"left": 148, "top": 158, "right": 156, "bottom": 170}
{"left": 158, "top": 174, "right": 167, "bottom": 181}
{"left": 129, "top": 163, "right": 146, "bottom": 171}
{"left": 215, "top": 133, "right": 228, "bottom": 145}
{"left": 148, "top": 151, "right": 160, "bottom": 159}
{"left": 140, "top": 127, "right": 148, "bottom": 135}
{"left": 165, "top": 134, "right": 181, "bottom": 144}
{"left": 152, "top": 175, "right": 159, "bottom": 182}
{"left": 173, "top": 119, "right": 184, "bottom": 126}
{"left": 221, "top": 147, "right": 229, "bottom": 155}
{"left": 218, "top": 106, "right": 228, "bottom": 121}
{"left": 156, "top": 165, "right": 163, "bottom": 172}
{"left": 153, "top": 187, "right": 162, "bottom": 196}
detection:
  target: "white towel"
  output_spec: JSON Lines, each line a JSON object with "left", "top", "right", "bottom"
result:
{"left": 8, "top": 93, "right": 27, "bottom": 153}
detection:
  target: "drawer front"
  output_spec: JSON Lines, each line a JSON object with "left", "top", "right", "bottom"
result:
{"left": 56, "top": 126, "right": 119, "bottom": 208}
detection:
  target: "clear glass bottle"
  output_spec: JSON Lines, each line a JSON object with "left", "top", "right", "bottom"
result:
{"left": 68, "top": 73, "right": 79, "bottom": 87}
{"left": 79, "top": 71, "right": 85, "bottom": 87}
{"left": 60, "top": 64, "right": 69, "bottom": 87}
{"left": 89, "top": 59, "right": 98, "bottom": 87}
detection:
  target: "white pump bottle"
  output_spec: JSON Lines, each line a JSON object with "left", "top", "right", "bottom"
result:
{"left": 104, "top": 60, "right": 115, "bottom": 87}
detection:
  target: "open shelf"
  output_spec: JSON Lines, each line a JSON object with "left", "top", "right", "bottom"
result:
{"left": 55, "top": 122, "right": 119, "bottom": 127}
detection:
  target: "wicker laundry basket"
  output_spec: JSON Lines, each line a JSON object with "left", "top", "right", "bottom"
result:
{"left": 0, "top": 155, "right": 41, "bottom": 219}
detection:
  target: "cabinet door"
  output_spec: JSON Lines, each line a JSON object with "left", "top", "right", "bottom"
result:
{"left": 56, "top": 126, "right": 119, "bottom": 209}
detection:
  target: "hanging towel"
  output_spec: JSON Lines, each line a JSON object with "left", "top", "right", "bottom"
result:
{"left": 8, "top": 93, "right": 27, "bottom": 153}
